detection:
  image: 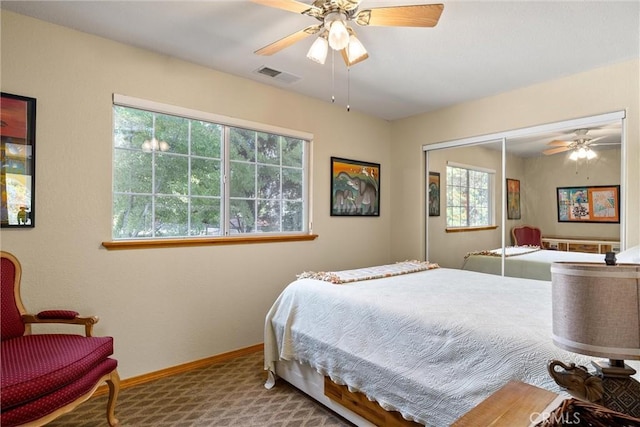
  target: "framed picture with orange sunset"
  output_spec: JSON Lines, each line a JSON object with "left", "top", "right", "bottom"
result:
{"left": 1, "top": 92, "right": 36, "bottom": 228}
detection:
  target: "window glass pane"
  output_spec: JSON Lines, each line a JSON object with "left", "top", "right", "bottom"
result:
{"left": 191, "top": 121, "right": 221, "bottom": 158}
{"left": 282, "top": 168, "right": 303, "bottom": 200}
{"left": 257, "top": 132, "right": 280, "bottom": 165}
{"left": 230, "top": 127, "right": 255, "bottom": 162}
{"left": 283, "top": 200, "right": 303, "bottom": 231}
{"left": 114, "top": 150, "right": 152, "bottom": 193}
{"left": 230, "top": 161, "right": 255, "bottom": 198}
{"left": 155, "top": 196, "right": 188, "bottom": 237}
{"left": 113, "top": 106, "right": 152, "bottom": 150}
{"left": 112, "top": 194, "right": 153, "bottom": 238}
{"left": 190, "top": 197, "right": 221, "bottom": 236}
{"left": 155, "top": 153, "right": 189, "bottom": 195}
{"left": 282, "top": 137, "right": 304, "bottom": 168}
{"left": 258, "top": 165, "right": 281, "bottom": 199}
{"left": 155, "top": 113, "right": 188, "bottom": 155}
{"left": 257, "top": 200, "right": 280, "bottom": 232}
{"left": 229, "top": 199, "right": 255, "bottom": 233}
{"left": 191, "top": 158, "right": 221, "bottom": 197}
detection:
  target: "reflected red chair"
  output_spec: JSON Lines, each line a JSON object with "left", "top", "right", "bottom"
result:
{"left": 1, "top": 251, "right": 119, "bottom": 426}
{"left": 511, "top": 225, "right": 543, "bottom": 247}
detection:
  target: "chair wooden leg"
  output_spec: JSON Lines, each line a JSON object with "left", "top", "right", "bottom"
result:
{"left": 106, "top": 369, "right": 121, "bottom": 426}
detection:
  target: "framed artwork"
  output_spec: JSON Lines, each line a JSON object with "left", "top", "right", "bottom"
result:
{"left": 556, "top": 185, "right": 620, "bottom": 223}
{"left": 1, "top": 93, "right": 36, "bottom": 228}
{"left": 331, "top": 157, "right": 380, "bottom": 216}
{"left": 506, "top": 178, "right": 521, "bottom": 220}
{"left": 428, "top": 172, "right": 440, "bottom": 216}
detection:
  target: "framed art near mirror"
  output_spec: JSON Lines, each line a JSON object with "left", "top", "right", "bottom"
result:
{"left": 507, "top": 178, "right": 521, "bottom": 220}
{"left": 428, "top": 172, "right": 440, "bottom": 217}
{"left": 557, "top": 185, "right": 620, "bottom": 223}
{"left": 1, "top": 92, "right": 36, "bottom": 227}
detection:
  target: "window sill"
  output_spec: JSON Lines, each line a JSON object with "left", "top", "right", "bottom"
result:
{"left": 445, "top": 226, "right": 498, "bottom": 233}
{"left": 102, "top": 234, "right": 319, "bottom": 250}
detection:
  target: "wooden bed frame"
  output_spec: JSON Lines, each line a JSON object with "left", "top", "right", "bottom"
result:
{"left": 275, "top": 359, "right": 421, "bottom": 426}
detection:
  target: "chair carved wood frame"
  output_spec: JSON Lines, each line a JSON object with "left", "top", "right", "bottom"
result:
{"left": 511, "top": 225, "right": 543, "bottom": 247}
{"left": 0, "top": 251, "right": 120, "bottom": 426}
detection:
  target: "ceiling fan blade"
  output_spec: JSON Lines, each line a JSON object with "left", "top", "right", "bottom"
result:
{"left": 336, "top": 0, "right": 363, "bottom": 11}
{"left": 354, "top": 4, "right": 444, "bottom": 27}
{"left": 340, "top": 48, "right": 369, "bottom": 66}
{"left": 585, "top": 136, "right": 607, "bottom": 144}
{"left": 547, "top": 139, "right": 571, "bottom": 147}
{"left": 255, "top": 25, "right": 321, "bottom": 56}
{"left": 250, "top": 0, "right": 318, "bottom": 15}
{"left": 543, "top": 146, "right": 571, "bottom": 155}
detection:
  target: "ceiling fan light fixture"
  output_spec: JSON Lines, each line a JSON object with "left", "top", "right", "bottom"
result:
{"left": 569, "top": 150, "right": 579, "bottom": 161}
{"left": 577, "top": 147, "right": 588, "bottom": 159}
{"left": 586, "top": 148, "right": 597, "bottom": 160}
{"left": 307, "top": 35, "right": 328, "bottom": 64}
{"left": 346, "top": 34, "right": 368, "bottom": 64}
{"left": 326, "top": 12, "right": 350, "bottom": 51}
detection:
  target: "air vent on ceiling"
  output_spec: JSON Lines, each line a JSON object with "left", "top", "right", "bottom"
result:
{"left": 255, "top": 66, "right": 301, "bottom": 84}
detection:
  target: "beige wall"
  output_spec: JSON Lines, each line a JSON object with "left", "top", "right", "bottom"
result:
{"left": 0, "top": 12, "right": 392, "bottom": 379}
{"left": 391, "top": 59, "right": 639, "bottom": 262}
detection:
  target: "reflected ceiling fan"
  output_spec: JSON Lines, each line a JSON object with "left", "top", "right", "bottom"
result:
{"left": 251, "top": 0, "right": 444, "bottom": 66}
{"left": 542, "top": 128, "right": 619, "bottom": 160}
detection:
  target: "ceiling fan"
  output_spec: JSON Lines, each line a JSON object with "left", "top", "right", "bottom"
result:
{"left": 542, "top": 128, "right": 619, "bottom": 159}
{"left": 251, "top": 0, "right": 444, "bottom": 66}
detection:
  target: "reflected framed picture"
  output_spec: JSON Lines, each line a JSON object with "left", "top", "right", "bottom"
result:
{"left": 428, "top": 172, "right": 440, "bottom": 216}
{"left": 1, "top": 93, "right": 36, "bottom": 227}
{"left": 506, "top": 178, "right": 521, "bottom": 220}
{"left": 331, "top": 157, "right": 380, "bottom": 216}
{"left": 556, "top": 185, "right": 620, "bottom": 223}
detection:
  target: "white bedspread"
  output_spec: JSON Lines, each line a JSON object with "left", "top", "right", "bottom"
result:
{"left": 264, "top": 268, "right": 639, "bottom": 426}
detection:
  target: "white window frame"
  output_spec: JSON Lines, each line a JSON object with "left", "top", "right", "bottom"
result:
{"left": 110, "top": 94, "right": 314, "bottom": 242}
{"left": 445, "top": 161, "right": 496, "bottom": 229}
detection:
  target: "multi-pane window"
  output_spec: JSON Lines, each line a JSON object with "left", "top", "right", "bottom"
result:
{"left": 112, "top": 97, "right": 310, "bottom": 239}
{"left": 446, "top": 164, "right": 494, "bottom": 228}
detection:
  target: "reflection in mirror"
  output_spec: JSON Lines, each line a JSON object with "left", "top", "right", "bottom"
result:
{"left": 426, "top": 140, "right": 504, "bottom": 270}
{"left": 426, "top": 114, "right": 624, "bottom": 280}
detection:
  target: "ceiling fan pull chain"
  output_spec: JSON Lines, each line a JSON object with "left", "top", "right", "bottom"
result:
{"left": 347, "top": 65, "right": 350, "bottom": 112}
{"left": 331, "top": 50, "right": 336, "bottom": 104}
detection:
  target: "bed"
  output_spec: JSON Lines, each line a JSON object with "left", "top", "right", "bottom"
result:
{"left": 263, "top": 262, "right": 640, "bottom": 426}
{"left": 461, "top": 245, "right": 640, "bottom": 281}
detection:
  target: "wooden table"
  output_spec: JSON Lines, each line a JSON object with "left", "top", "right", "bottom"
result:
{"left": 452, "top": 381, "right": 563, "bottom": 426}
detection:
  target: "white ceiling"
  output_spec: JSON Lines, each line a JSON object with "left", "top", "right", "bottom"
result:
{"left": 1, "top": 0, "right": 637, "bottom": 152}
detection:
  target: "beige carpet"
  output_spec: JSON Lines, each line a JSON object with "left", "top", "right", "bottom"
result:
{"left": 49, "top": 351, "right": 354, "bottom": 426}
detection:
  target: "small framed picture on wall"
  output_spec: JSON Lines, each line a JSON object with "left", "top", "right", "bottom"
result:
{"left": 428, "top": 172, "right": 440, "bottom": 217}
{"left": 507, "top": 178, "right": 521, "bottom": 220}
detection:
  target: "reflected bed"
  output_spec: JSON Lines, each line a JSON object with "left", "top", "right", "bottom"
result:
{"left": 461, "top": 246, "right": 607, "bottom": 280}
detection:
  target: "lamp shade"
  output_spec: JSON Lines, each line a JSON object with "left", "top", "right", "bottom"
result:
{"left": 550, "top": 262, "right": 640, "bottom": 360}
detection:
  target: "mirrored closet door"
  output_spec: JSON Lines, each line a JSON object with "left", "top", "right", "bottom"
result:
{"left": 425, "top": 111, "right": 626, "bottom": 278}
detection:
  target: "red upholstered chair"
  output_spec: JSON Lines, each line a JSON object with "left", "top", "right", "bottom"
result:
{"left": 0, "top": 251, "right": 119, "bottom": 426}
{"left": 511, "top": 225, "right": 543, "bottom": 247}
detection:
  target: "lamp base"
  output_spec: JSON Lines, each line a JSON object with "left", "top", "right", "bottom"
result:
{"left": 592, "top": 359, "right": 637, "bottom": 378}
{"left": 547, "top": 360, "right": 604, "bottom": 402}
